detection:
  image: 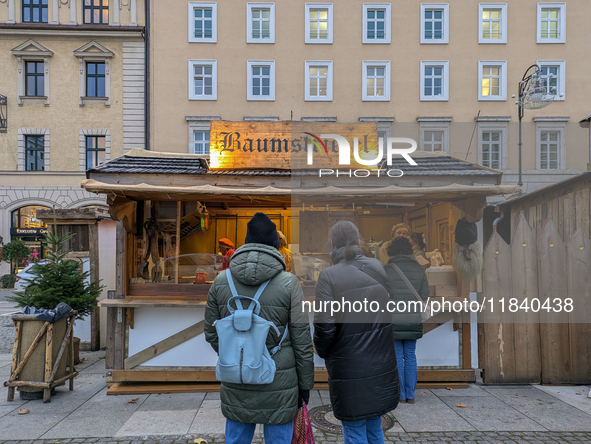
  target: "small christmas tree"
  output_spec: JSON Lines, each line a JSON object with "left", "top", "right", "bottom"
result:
{"left": 8, "top": 225, "right": 103, "bottom": 320}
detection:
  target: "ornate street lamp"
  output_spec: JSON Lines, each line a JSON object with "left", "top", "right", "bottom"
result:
{"left": 515, "top": 65, "right": 553, "bottom": 187}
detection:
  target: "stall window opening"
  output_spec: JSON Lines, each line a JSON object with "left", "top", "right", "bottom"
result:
{"left": 22, "top": 0, "right": 48, "bottom": 23}
{"left": 86, "top": 136, "right": 106, "bottom": 169}
{"left": 25, "top": 135, "right": 44, "bottom": 171}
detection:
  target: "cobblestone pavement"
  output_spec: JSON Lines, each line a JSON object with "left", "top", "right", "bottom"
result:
{"left": 2, "top": 431, "right": 591, "bottom": 444}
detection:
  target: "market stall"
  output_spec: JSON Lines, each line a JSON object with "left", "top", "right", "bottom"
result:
{"left": 81, "top": 121, "right": 519, "bottom": 393}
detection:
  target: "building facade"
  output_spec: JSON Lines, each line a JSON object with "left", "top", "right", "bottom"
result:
{"left": 0, "top": 0, "right": 145, "bottom": 274}
{"left": 149, "top": 0, "right": 590, "bottom": 194}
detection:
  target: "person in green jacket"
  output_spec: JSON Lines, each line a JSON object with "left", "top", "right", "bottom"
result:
{"left": 205, "top": 213, "right": 314, "bottom": 444}
{"left": 384, "top": 237, "right": 429, "bottom": 404}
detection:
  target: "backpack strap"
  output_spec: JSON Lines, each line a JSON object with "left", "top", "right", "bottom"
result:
{"left": 270, "top": 325, "right": 289, "bottom": 356}
{"left": 225, "top": 269, "right": 271, "bottom": 315}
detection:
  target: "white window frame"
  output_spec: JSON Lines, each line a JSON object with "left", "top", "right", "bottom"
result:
{"left": 188, "top": 60, "right": 217, "bottom": 100}
{"left": 11, "top": 40, "right": 53, "bottom": 106}
{"left": 246, "top": 3, "right": 275, "bottom": 43}
{"left": 478, "top": 122, "right": 508, "bottom": 170}
{"left": 536, "top": 121, "right": 566, "bottom": 170}
{"left": 478, "top": 60, "right": 507, "bottom": 101}
{"left": 247, "top": 60, "right": 275, "bottom": 101}
{"left": 420, "top": 60, "right": 449, "bottom": 101}
{"left": 305, "top": 60, "right": 333, "bottom": 101}
{"left": 192, "top": 130, "right": 211, "bottom": 155}
{"left": 362, "top": 61, "right": 390, "bottom": 101}
{"left": 362, "top": 3, "right": 391, "bottom": 44}
{"left": 305, "top": 3, "right": 333, "bottom": 44}
{"left": 537, "top": 2, "right": 566, "bottom": 43}
{"left": 537, "top": 60, "right": 565, "bottom": 101}
{"left": 478, "top": 3, "right": 507, "bottom": 44}
{"left": 419, "top": 121, "right": 450, "bottom": 153}
{"left": 420, "top": 4, "right": 449, "bottom": 44}
{"left": 188, "top": 2, "right": 217, "bottom": 43}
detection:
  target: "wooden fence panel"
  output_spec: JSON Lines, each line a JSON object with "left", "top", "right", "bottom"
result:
{"left": 537, "top": 218, "right": 570, "bottom": 384}
{"left": 481, "top": 232, "right": 514, "bottom": 383}
{"left": 510, "top": 214, "right": 541, "bottom": 383}
{"left": 566, "top": 230, "right": 591, "bottom": 383}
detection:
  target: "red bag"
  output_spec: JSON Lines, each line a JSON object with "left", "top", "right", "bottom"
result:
{"left": 291, "top": 403, "right": 315, "bottom": 444}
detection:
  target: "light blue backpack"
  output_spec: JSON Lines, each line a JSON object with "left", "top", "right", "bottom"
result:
{"left": 214, "top": 269, "right": 288, "bottom": 385}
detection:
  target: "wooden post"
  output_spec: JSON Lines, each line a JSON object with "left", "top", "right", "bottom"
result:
{"left": 44, "top": 323, "right": 53, "bottom": 403}
{"left": 69, "top": 316, "right": 74, "bottom": 391}
{"left": 111, "top": 221, "right": 126, "bottom": 370}
{"left": 89, "top": 222, "right": 100, "bottom": 351}
{"left": 175, "top": 201, "right": 181, "bottom": 284}
{"left": 7, "top": 320, "right": 22, "bottom": 401}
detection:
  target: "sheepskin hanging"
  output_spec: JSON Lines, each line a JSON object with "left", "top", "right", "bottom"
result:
{"left": 452, "top": 218, "right": 483, "bottom": 280}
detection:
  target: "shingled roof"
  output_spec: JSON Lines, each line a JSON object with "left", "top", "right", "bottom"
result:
{"left": 88, "top": 149, "right": 500, "bottom": 178}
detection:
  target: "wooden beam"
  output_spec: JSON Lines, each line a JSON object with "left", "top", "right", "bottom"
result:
{"left": 89, "top": 222, "right": 100, "bottom": 351}
{"left": 108, "top": 369, "right": 217, "bottom": 383}
{"left": 175, "top": 201, "right": 181, "bottom": 284}
{"left": 124, "top": 321, "right": 205, "bottom": 369}
{"left": 43, "top": 323, "right": 53, "bottom": 402}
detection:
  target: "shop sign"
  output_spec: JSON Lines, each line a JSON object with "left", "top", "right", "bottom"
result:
{"left": 209, "top": 121, "right": 382, "bottom": 170}
{"left": 10, "top": 227, "right": 48, "bottom": 236}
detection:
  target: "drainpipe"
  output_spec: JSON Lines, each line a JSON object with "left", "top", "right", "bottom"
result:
{"left": 492, "top": 212, "right": 504, "bottom": 233}
{"left": 143, "top": 0, "right": 150, "bottom": 150}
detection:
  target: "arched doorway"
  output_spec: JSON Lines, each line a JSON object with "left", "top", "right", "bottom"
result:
{"left": 10, "top": 205, "right": 49, "bottom": 271}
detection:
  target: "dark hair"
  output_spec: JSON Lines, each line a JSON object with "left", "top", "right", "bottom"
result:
{"left": 387, "top": 236, "right": 413, "bottom": 257}
{"left": 410, "top": 232, "right": 426, "bottom": 251}
{"left": 328, "top": 220, "right": 360, "bottom": 261}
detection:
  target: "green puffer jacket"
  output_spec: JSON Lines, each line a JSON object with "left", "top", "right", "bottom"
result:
{"left": 385, "top": 255, "right": 430, "bottom": 341}
{"left": 204, "top": 243, "right": 315, "bottom": 425}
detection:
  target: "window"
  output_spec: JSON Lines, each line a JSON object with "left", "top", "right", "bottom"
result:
{"left": 420, "top": 61, "right": 449, "bottom": 101}
{"left": 424, "top": 131, "right": 444, "bottom": 151}
{"left": 362, "top": 61, "right": 390, "bottom": 101}
{"left": 420, "top": 4, "right": 449, "bottom": 44}
{"left": 193, "top": 131, "right": 210, "bottom": 154}
{"left": 535, "top": 121, "right": 566, "bottom": 170}
{"left": 247, "top": 61, "right": 275, "bottom": 101}
{"left": 189, "top": 60, "right": 217, "bottom": 100}
{"left": 25, "top": 61, "right": 44, "bottom": 97}
{"left": 22, "top": 0, "right": 48, "bottom": 23}
{"left": 85, "top": 136, "right": 106, "bottom": 169}
{"left": 363, "top": 4, "right": 391, "bottom": 44}
{"left": 480, "top": 131, "right": 501, "bottom": 169}
{"left": 479, "top": 3, "right": 507, "bottom": 44}
{"left": 537, "top": 3, "right": 566, "bottom": 43}
{"left": 25, "top": 135, "right": 44, "bottom": 171}
{"left": 189, "top": 2, "right": 217, "bottom": 43}
{"left": 247, "top": 3, "right": 275, "bottom": 43}
{"left": 418, "top": 119, "right": 451, "bottom": 153}
{"left": 305, "top": 4, "right": 333, "bottom": 44}
{"left": 540, "top": 132, "right": 559, "bottom": 169}
{"left": 86, "top": 62, "right": 106, "bottom": 97}
{"left": 537, "top": 60, "right": 565, "bottom": 100}
{"left": 478, "top": 61, "right": 507, "bottom": 101}
{"left": 305, "top": 61, "right": 333, "bottom": 101}
{"left": 83, "top": 0, "right": 109, "bottom": 25}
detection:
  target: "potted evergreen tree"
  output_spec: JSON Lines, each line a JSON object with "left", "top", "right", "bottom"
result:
{"left": 7, "top": 227, "right": 103, "bottom": 400}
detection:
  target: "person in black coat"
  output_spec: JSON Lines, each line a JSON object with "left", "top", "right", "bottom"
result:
{"left": 384, "top": 237, "right": 429, "bottom": 404}
{"left": 314, "top": 220, "right": 399, "bottom": 444}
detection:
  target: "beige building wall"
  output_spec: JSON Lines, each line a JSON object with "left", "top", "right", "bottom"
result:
{"left": 150, "top": 0, "right": 590, "bottom": 192}
{"left": 0, "top": 0, "right": 146, "bottom": 305}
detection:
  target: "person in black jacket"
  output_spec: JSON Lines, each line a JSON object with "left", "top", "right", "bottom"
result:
{"left": 314, "top": 220, "right": 399, "bottom": 444}
{"left": 384, "top": 237, "right": 429, "bottom": 404}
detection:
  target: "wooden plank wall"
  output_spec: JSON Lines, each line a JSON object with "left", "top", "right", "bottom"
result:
{"left": 482, "top": 211, "right": 591, "bottom": 384}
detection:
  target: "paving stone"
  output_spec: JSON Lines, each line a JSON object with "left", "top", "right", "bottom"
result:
{"left": 115, "top": 410, "right": 198, "bottom": 437}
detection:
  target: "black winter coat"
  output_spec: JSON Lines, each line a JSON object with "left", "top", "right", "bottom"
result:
{"left": 385, "top": 255, "right": 430, "bottom": 341}
{"left": 313, "top": 247, "right": 400, "bottom": 421}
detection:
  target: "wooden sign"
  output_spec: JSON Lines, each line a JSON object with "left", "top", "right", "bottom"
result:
{"left": 209, "top": 121, "right": 379, "bottom": 170}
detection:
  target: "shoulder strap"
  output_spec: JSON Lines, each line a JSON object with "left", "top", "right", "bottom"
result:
{"left": 225, "top": 269, "right": 271, "bottom": 312}
{"left": 389, "top": 263, "right": 424, "bottom": 303}
{"left": 348, "top": 260, "right": 390, "bottom": 295}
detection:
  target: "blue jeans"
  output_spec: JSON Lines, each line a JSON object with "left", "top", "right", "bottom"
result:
{"left": 394, "top": 339, "right": 418, "bottom": 401}
{"left": 225, "top": 418, "right": 293, "bottom": 444}
{"left": 341, "top": 416, "right": 384, "bottom": 444}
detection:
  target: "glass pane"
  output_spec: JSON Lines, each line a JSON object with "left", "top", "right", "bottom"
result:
{"left": 87, "top": 78, "right": 95, "bottom": 97}
{"left": 97, "top": 63, "right": 105, "bottom": 75}
{"left": 97, "top": 78, "right": 105, "bottom": 97}
{"left": 97, "top": 137, "right": 106, "bottom": 149}
{"left": 319, "top": 10, "right": 327, "bottom": 20}
{"left": 262, "top": 67, "right": 270, "bottom": 76}
{"left": 102, "top": 9, "right": 108, "bottom": 23}
{"left": 262, "top": 78, "right": 270, "bottom": 87}
{"left": 204, "top": 9, "right": 212, "bottom": 17}
{"left": 262, "top": 86, "right": 269, "bottom": 95}
{"left": 87, "top": 63, "right": 95, "bottom": 75}
{"left": 377, "top": 10, "right": 384, "bottom": 19}
{"left": 319, "top": 66, "right": 328, "bottom": 76}
{"left": 204, "top": 86, "right": 212, "bottom": 95}
{"left": 26, "top": 76, "right": 35, "bottom": 96}
{"left": 87, "top": 136, "right": 94, "bottom": 149}
{"left": 491, "top": 133, "right": 500, "bottom": 141}
{"left": 98, "top": 150, "right": 106, "bottom": 165}
{"left": 204, "top": 66, "right": 212, "bottom": 75}
{"left": 483, "top": 133, "right": 490, "bottom": 141}
{"left": 37, "top": 76, "right": 44, "bottom": 96}
{"left": 87, "top": 151, "right": 94, "bottom": 169}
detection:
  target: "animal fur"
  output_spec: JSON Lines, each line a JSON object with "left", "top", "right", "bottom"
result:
{"left": 452, "top": 241, "right": 483, "bottom": 280}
